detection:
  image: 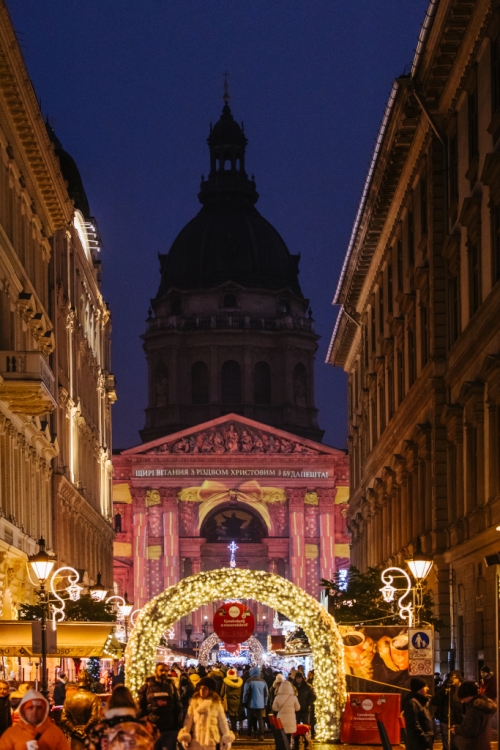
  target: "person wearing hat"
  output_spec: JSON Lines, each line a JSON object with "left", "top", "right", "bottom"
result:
{"left": 178, "top": 677, "right": 234, "bottom": 750}
{"left": 479, "top": 666, "right": 497, "bottom": 701}
{"left": 451, "top": 680, "right": 496, "bottom": 750}
{"left": 221, "top": 669, "right": 243, "bottom": 735}
{"left": 138, "top": 663, "right": 183, "bottom": 750}
{"left": 242, "top": 668, "right": 268, "bottom": 740}
{"left": 0, "top": 688, "right": 70, "bottom": 749}
{"left": 402, "top": 677, "right": 434, "bottom": 750}
{"left": 430, "top": 670, "right": 464, "bottom": 750}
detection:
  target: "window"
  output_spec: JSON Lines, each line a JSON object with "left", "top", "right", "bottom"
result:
{"left": 408, "top": 210, "right": 414, "bottom": 265}
{"left": 114, "top": 513, "right": 122, "bottom": 533}
{"left": 396, "top": 238, "right": 403, "bottom": 292}
{"left": 446, "top": 266, "right": 460, "bottom": 346}
{"left": 223, "top": 293, "right": 237, "bottom": 308}
{"left": 221, "top": 360, "right": 241, "bottom": 403}
{"left": 192, "top": 361, "right": 209, "bottom": 404}
{"left": 492, "top": 203, "right": 500, "bottom": 283}
{"left": 468, "top": 243, "right": 481, "bottom": 316}
{"left": 468, "top": 87, "right": 479, "bottom": 164}
{"left": 254, "top": 361, "right": 271, "bottom": 404}
{"left": 448, "top": 133, "right": 459, "bottom": 204}
{"left": 154, "top": 362, "right": 169, "bottom": 407}
{"left": 421, "top": 305, "right": 429, "bottom": 366}
{"left": 420, "top": 176, "right": 428, "bottom": 235}
{"left": 387, "top": 263, "right": 393, "bottom": 313}
{"left": 293, "top": 363, "right": 308, "bottom": 407}
{"left": 397, "top": 349, "right": 404, "bottom": 405}
{"left": 492, "top": 36, "right": 500, "bottom": 114}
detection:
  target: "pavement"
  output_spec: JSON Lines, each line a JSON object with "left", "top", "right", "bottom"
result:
{"left": 234, "top": 738, "right": 499, "bottom": 749}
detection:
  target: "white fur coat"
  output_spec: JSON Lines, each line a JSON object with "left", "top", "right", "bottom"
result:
{"left": 178, "top": 696, "right": 235, "bottom": 750}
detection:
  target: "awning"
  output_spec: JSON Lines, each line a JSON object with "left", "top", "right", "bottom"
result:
{"left": 0, "top": 621, "right": 115, "bottom": 658}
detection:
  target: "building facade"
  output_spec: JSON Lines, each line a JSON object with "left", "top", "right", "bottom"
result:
{"left": 329, "top": 0, "right": 500, "bottom": 676}
{"left": 0, "top": 0, "right": 115, "bottom": 620}
{"left": 114, "top": 95, "right": 348, "bottom": 643}
{"left": 113, "top": 415, "right": 349, "bottom": 644}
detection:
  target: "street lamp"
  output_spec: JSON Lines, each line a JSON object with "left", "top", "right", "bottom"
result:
{"left": 380, "top": 548, "right": 434, "bottom": 627}
{"left": 27, "top": 538, "right": 55, "bottom": 697}
{"left": 88, "top": 572, "right": 108, "bottom": 602}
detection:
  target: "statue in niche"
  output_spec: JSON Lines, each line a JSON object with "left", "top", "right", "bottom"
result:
{"left": 221, "top": 512, "right": 245, "bottom": 539}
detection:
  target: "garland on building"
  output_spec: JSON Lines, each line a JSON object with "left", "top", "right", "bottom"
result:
{"left": 125, "top": 568, "right": 346, "bottom": 741}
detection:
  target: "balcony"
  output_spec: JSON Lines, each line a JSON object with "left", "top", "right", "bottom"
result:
{"left": 0, "top": 351, "right": 57, "bottom": 415}
{"left": 146, "top": 314, "right": 314, "bottom": 334}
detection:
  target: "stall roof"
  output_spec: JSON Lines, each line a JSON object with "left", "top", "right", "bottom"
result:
{"left": 0, "top": 621, "right": 114, "bottom": 658}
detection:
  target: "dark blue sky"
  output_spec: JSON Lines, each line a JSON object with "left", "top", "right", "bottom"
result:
{"left": 10, "top": 0, "right": 429, "bottom": 450}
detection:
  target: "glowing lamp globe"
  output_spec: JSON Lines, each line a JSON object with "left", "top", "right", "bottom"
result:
{"left": 28, "top": 538, "right": 55, "bottom": 583}
{"left": 406, "top": 552, "right": 433, "bottom": 581}
{"left": 89, "top": 572, "right": 108, "bottom": 602}
{"left": 120, "top": 593, "right": 134, "bottom": 618}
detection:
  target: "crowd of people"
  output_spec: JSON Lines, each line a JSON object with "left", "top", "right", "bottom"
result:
{"left": 0, "top": 662, "right": 315, "bottom": 750}
{"left": 402, "top": 666, "right": 498, "bottom": 750}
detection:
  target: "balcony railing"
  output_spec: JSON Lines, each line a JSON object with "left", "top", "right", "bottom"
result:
{"left": 0, "top": 351, "right": 56, "bottom": 415}
{"left": 147, "top": 314, "right": 313, "bottom": 333}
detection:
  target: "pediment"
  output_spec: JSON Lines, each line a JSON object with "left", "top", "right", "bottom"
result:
{"left": 122, "top": 414, "right": 344, "bottom": 457}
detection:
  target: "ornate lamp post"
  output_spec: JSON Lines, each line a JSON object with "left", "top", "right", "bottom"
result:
{"left": 380, "top": 548, "right": 434, "bottom": 627}
{"left": 27, "top": 538, "right": 55, "bottom": 697}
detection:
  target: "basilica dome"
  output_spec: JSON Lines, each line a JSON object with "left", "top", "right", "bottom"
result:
{"left": 157, "top": 102, "right": 302, "bottom": 297}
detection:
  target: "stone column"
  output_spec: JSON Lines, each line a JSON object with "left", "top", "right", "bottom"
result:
{"left": 131, "top": 488, "right": 148, "bottom": 608}
{"left": 161, "top": 489, "right": 180, "bottom": 589}
{"left": 317, "top": 489, "right": 336, "bottom": 580}
{"left": 288, "top": 489, "right": 306, "bottom": 590}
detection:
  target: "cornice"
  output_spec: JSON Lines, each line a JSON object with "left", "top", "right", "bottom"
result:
{"left": 0, "top": 2, "right": 73, "bottom": 233}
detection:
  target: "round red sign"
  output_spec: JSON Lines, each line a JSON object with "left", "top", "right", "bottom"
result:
{"left": 213, "top": 602, "right": 255, "bottom": 644}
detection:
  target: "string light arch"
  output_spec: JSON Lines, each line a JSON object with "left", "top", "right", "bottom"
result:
{"left": 197, "top": 632, "right": 263, "bottom": 666}
{"left": 125, "top": 568, "right": 346, "bottom": 741}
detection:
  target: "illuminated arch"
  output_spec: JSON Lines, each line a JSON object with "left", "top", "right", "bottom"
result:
{"left": 125, "top": 568, "right": 346, "bottom": 741}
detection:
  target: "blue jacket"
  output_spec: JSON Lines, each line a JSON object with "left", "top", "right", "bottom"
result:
{"left": 243, "top": 668, "right": 268, "bottom": 709}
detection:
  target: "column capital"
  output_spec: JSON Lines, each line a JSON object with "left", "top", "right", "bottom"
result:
{"left": 287, "top": 488, "right": 304, "bottom": 509}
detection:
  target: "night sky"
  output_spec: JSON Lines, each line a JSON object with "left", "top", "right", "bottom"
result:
{"left": 9, "top": 1, "right": 429, "bottom": 450}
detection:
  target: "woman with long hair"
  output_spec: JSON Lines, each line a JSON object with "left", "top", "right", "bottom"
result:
{"left": 178, "top": 678, "right": 234, "bottom": 750}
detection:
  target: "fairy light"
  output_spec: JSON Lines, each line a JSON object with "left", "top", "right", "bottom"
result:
{"left": 125, "top": 568, "right": 346, "bottom": 741}
{"left": 198, "top": 632, "right": 263, "bottom": 666}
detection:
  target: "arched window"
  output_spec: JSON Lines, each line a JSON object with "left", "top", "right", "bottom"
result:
{"left": 154, "top": 362, "right": 169, "bottom": 407}
{"left": 293, "top": 363, "right": 307, "bottom": 407}
{"left": 223, "top": 293, "right": 237, "bottom": 308}
{"left": 192, "top": 361, "right": 209, "bottom": 404}
{"left": 221, "top": 360, "right": 241, "bottom": 404}
{"left": 114, "top": 513, "right": 122, "bottom": 533}
{"left": 254, "top": 361, "right": 271, "bottom": 404}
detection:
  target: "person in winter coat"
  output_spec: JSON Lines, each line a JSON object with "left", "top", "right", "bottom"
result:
{"left": 402, "top": 677, "right": 434, "bottom": 750}
{"left": 0, "top": 682, "right": 11, "bottom": 738}
{"left": 479, "top": 667, "right": 497, "bottom": 701}
{"left": 86, "top": 684, "right": 155, "bottom": 750}
{"left": 451, "top": 680, "right": 496, "bottom": 750}
{"left": 179, "top": 675, "right": 195, "bottom": 714}
{"left": 61, "top": 672, "right": 101, "bottom": 750}
{"left": 207, "top": 670, "right": 224, "bottom": 697}
{"left": 268, "top": 674, "right": 284, "bottom": 711}
{"left": 8, "top": 684, "right": 30, "bottom": 718}
{"left": 53, "top": 674, "right": 67, "bottom": 707}
{"left": 189, "top": 674, "right": 201, "bottom": 691}
{"left": 0, "top": 688, "right": 70, "bottom": 750}
{"left": 138, "top": 663, "right": 184, "bottom": 750}
{"left": 242, "top": 668, "right": 268, "bottom": 740}
{"left": 272, "top": 680, "right": 300, "bottom": 743}
{"left": 430, "top": 671, "right": 463, "bottom": 750}
{"left": 292, "top": 673, "right": 315, "bottom": 726}
{"left": 221, "top": 669, "right": 243, "bottom": 735}
{"left": 178, "top": 677, "right": 235, "bottom": 750}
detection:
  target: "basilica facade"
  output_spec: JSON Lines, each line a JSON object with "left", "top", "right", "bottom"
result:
{"left": 113, "top": 96, "right": 349, "bottom": 643}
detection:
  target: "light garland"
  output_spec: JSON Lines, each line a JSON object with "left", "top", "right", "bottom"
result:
{"left": 125, "top": 568, "right": 346, "bottom": 741}
{"left": 198, "top": 632, "right": 263, "bottom": 666}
